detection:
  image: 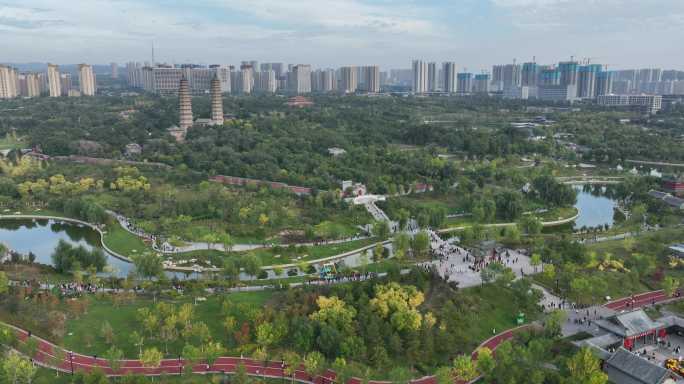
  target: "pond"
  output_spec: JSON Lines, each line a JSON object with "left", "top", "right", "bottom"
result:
{"left": 573, "top": 185, "right": 618, "bottom": 230}
{"left": 0, "top": 217, "right": 376, "bottom": 281}
{"left": 0, "top": 218, "right": 135, "bottom": 277}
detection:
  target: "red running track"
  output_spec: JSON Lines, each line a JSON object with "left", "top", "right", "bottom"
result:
{"left": 4, "top": 289, "right": 678, "bottom": 384}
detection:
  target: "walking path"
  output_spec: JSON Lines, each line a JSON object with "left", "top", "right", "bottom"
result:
{"left": 3, "top": 278, "right": 678, "bottom": 384}
{"left": 109, "top": 210, "right": 371, "bottom": 254}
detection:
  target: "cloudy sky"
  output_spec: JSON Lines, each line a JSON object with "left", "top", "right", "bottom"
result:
{"left": 1, "top": 0, "right": 683, "bottom": 70}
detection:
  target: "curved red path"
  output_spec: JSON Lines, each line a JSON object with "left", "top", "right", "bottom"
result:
{"left": 5, "top": 289, "right": 677, "bottom": 384}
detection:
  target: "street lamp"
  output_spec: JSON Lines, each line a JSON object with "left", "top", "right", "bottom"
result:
{"left": 178, "top": 355, "right": 182, "bottom": 375}
{"left": 69, "top": 351, "right": 74, "bottom": 375}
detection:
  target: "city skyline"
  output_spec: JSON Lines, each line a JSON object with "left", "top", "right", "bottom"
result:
{"left": 2, "top": 0, "right": 684, "bottom": 70}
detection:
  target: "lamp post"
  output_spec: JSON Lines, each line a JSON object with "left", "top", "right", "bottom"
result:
{"left": 69, "top": 351, "right": 74, "bottom": 375}
{"left": 178, "top": 355, "right": 182, "bottom": 375}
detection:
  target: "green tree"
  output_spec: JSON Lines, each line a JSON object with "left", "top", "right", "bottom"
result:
{"left": 663, "top": 276, "right": 680, "bottom": 297}
{"left": 0, "top": 271, "right": 8, "bottom": 295}
{"left": 411, "top": 231, "right": 430, "bottom": 259}
{"left": 105, "top": 346, "right": 124, "bottom": 373}
{"left": 530, "top": 253, "right": 542, "bottom": 273}
{"left": 564, "top": 347, "right": 608, "bottom": 384}
{"left": 303, "top": 351, "right": 324, "bottom": 379}
{"left": 519, "top": 215, "right": 543, "bottom": 235}
{"left": 452, "top": 354, "right": 478, "bottom": 382}
{"left": 131, "top": 252, "right": 163, "bottom": 280}
{"left": 475, "top": 347, "right": 496, "bottom": 377}
{"left": 373, "top": 242, "right": 385, "bottom": 263}
{"left": 1, "top": 351, "right": 37, "bottom": 384}
{"left": 373, "top": 220, "right": 390, "bottom": 239}
{"left": 283, "top": 351, "right": 301, "bottom": 384}
{"left": 233, "top": 362, "right": 250, "bottom": 384}
{"left": 140, "top": 347, "right": 163, "bottom": 377}
{"left": 241, "top": 253, "right": 262, "bottom": 280}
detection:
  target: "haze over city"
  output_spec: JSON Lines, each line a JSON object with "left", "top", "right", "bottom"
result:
{"left": 4, "top": 2, "right": 684, "bottom": 384}
{"left": 2, "top": 0, "right": 684, "bottom": 69}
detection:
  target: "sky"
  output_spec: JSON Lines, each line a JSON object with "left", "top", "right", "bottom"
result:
{"left": 1, "top": 0, "right": 684, "bottom": 71}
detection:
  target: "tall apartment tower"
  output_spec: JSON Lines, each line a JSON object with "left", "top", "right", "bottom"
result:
{"left": 491, "top": 65, "right": 504, "bottom": 91}
{"left": 339, "top": 66, "right": 358, "bottom": 93}
{"left": 292, "top": 64, "right": 312, "bottom": 94}
{"left": 60, "top": 73, "right": 72, "bottom": 96}
{"left": 596, "top": 71, "right": 613, "bottom": 96}
{"left": 427, "top": 62, "right": 438, "bottom": 92}
{"left": 255, "top": 70, "right": 277, "bottom": 93}
{"left": 502, "top": 64, "right": 521, "bottom": 90}
{"left": 111, "top": 62, "right": 118, "bottom": 79}
{"left": 442, "top": 62, "right": 457, "bottom": 93}
{"left": 178, "top": 76, "right": 193, "bottom": 131}
{"left": 210, "top": 75, "right": 223, "bottom": 126}
{"left": 521, "top": 62, "right": 538, "bottom": 87}
{"left": 457, "top": 73, "right": 473, "bottom": 94}
{"left": 20, "top": 73, "right": 40, "bottom": 97}
{"left": 577, "top": 64, "right": 602, "bottom": 99}
{"left": 0, "top": 65, "right": 19, "bottom": 99}
{"left": 239, "top": 65, "right": 253, "bottom": 94}
{"left": 312, "top": 69, "right": 335, "bottom": 92}
{"left": 412, "top": 60, "right": 428, "bottom": 94}
{"left": 78, "top": 64, "right": 96, "bottom": 96}
{"left": 47, "top": 63, "right": 61, "bottom": 97}
{"left": 364, "top": 65, "right": 380, "bottom": 93}
{"left": 558, "top": 61, "right": 579, "bottom": 87}
{"left": 473, "top": 74, "right": 490, "bottom": 93}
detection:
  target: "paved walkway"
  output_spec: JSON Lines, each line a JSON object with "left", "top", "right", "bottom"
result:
{"left": 422, "top": 230, "right": 535, "bottom": 288}
{"left": 3, "top": 285, "right": 678, "bottom": 383}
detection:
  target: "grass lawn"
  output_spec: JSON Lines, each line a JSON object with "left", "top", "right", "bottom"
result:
{"left": 62, "top": 291, "right": 273, "bottom": 358}
{"left": 101, "top": 219, "right": 152, "bottom": 257}
{"left": 223, "top": 238, "right": 378, "bottom": 266}
{"left": 444, "top": 281, "right": 543, "bottom": 352}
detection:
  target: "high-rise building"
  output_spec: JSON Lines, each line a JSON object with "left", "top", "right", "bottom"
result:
{"left": 412, "top": 60, "right": 428, "bottom": 94}
{"left": 312, "top": 69, "right": 336, "bottom": 92}
{"left": 178, "top": 76, "right": 193, "bottom": 131}
{"left": 596, "top": 71, "right": 613, "bottom": 96}
{"left": 442, "top": 62, "right": 457, "bottom": 93}
{"left": 491, "top": 65, "right": 504, "bottom": 91}
{"left": 521, "top": 62, "right": 538, "bottom": 87}
{"left": 60, "top": 73, "right": 72, "bottom": 96}
{"left": 78, "top": 64, "right": 96, "bottom": 96}
{"left": 210, "top": 75, "right": 223, "bottom": 126}
{"left": 126, "top": 62, "right": 142, "bottom": 88}
{"left": 577, "top": 64, "right": 602, "bottom": 99}
{"left": 47, "top": 63, "right": 61, "bottom": 97}
{"left": 427, "top": 62, "right": 438, "bottom": 92}
{"left": 111, "top": 62, "right": 118, "bottom": 79}
{"left": 292, "top": 64, "right": 312, "bottom": 94}
{"left": 558, "top": 61, "right": 579, "bottom": 87}
{"left": 339, "top": 66, "right": 358, "bottom": 93}
{"left": 363, "top": 65, "right": 380, "bottom": 93}
{"left": 473, "top": 74, "right": 490, "bottom": 94}
{"left": 539, "top": 68, "right": 560, "bottom": 86}
{"left": 255, "top": 70, "right": 277, "bottom": 93}
{"left": 457, "top": 73, "right": 473, "bottom": 94}
{"left": 209, "top": 65, "right": 231, "bottom": 93}
{"left": 18, "top": 73, "right": 40, "bottom": 98}
{"left": 0, "top": 65, "right": 19, "bottom": 99}
{"left": 239, "top": 64, "right": 253, "bottom": 94}
{"left": 502, "top": 64, "right": 521, "bottom": 90}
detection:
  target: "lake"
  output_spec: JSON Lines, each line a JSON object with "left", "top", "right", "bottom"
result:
{"left": 0, "top": 218, "right": 134, "bottom": 276}
{"left": 573, "top": 185, "right": 618, "bottom": 230}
